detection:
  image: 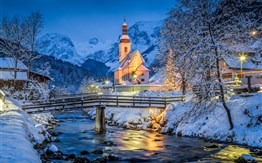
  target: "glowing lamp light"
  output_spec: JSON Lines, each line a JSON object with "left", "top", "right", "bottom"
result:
{"left": 133, "top": 74, "right": 137, "bottom": 78}
{"left": 239, "top": 55, "right": 246, "bottom": 62}
{"left": 251, "top": 30, "right": 258, "bottom": 37}
{"left": 105, "top": 80, "right": 109, "bottom": 84}
{"left": 91, "top": 84, "right": 94, "bottom": 87}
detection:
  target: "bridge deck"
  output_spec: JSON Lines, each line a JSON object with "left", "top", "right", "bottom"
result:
{"left": 22, "top": 94, "right": 185, "bottom": 114}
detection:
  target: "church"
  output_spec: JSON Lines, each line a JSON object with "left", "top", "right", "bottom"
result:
{"left": 114, "top": 21, "right": 150, "bottom": 85}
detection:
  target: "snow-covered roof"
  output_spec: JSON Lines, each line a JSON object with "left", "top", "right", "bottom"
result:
{"left": 119, "top": 50, "right": 147, "bottom": 69}
{"left": 120, "top": 35, "right": 130, "bottom": 40}
{"left": 0, "top": 57, "right": 28, "bottom": 70}
{"left": 0, "top": 71, "right": 27, "bottom": 80}
{"left": 223, "top": 54, "right": 262, "bottom": 70}
{"left": 136, "top": 63, "right": 150, "bottom": 71}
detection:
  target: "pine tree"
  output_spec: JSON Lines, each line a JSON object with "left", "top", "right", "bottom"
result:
{"left": 164, "top": 49, "right": 176, "bottom": 90}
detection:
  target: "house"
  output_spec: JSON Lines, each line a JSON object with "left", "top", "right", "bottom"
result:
{"left": 220, "top": 52, "right": 262, "bottom": 85}
{"left": 0, "top": 57, "right": 50, "bottom": 89}
{"left": 114, "top": 21, "right": 150, "bottom": 85}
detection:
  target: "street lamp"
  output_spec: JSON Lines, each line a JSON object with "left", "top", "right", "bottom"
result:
{"left": 251, "top": 28, "right": 261, "bottom": 38}
{"left": 133, "top": 74, "right": 138, "bottom": 92}
{"left": 251, "top": 30, "right": 257, "bottom": 37}
{"left": 239, "top": 55, "right": 246, "bottom": 78}
{"left": 105, "top": 80, "right": 109, "bottom": 84}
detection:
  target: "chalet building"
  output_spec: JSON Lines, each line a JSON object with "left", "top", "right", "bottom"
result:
{"left": 114, "top": 21, "right": 150, "bottom": 85}
{"left": 220, "top": 52, "right": 262, "bottom": 85}
{"left": 0, "top": 57, "right": 50, "bottom": 89}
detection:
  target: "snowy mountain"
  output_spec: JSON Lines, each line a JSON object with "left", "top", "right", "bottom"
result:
{"left": 37, "top": 20, "right": 163, "bottom": 71}
{"left": 75, "top": 38, "right": 114, "bottom": 63}
{"left": 37, "top": 33, "right": 82, "bottom": 65}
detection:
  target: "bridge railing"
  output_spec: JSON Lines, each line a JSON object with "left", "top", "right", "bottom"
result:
{"left": 22, "top": 94, "right": 185, "bottom": 113}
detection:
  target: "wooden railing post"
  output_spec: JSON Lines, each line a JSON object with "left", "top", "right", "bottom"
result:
{"left": 149, "top": 97, "right": 151, "bottom": 107}
{"left": 95, "top": 106, "right": 106, "bottom": 133}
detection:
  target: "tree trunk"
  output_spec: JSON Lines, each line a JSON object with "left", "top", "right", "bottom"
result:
{"left": 181, "top": 75, "right": 187, "bottom": 95}
{"left": 208, "top": 23, "right": 234, "bottom": 130}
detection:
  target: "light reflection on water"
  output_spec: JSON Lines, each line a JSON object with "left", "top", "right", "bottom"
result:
{"left": 212, "top": 145, "right": 262, "bottom": 163}
{"left": 52, "top": 111, "right": 262, "bottom": 162}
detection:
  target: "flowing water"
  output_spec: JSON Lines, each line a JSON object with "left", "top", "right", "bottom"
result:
{"left": 51, "top": 110, "right": 262, "bottom": 162}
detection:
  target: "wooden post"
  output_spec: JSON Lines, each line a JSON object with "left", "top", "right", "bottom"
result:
{"left": 164, "top": 97, "right": 167, "bottom": 108}
{"left": 95, "top": 106, "right": 106, "bottom": 133}
{"left": 245, "top": 75, "right": 252, "bottom": 93}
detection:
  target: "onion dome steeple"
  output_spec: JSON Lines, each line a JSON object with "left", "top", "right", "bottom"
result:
{"left": 120, "top": 17, "right": 130, "bottom": 43}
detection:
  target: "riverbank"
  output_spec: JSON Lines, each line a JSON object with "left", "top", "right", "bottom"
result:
{"left": 0, "top": 98, "right": 51, "bottom": 162}
{"left": 84, "top": 91, "right": 262, "bottom": 148}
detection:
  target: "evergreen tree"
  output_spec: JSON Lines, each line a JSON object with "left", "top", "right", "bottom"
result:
{"left": 164, "top": 49, "right": 176, "bottom": 90}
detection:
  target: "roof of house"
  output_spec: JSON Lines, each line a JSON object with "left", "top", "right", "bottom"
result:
{"left": 0, "top": 57, "right": 51, "bottom": 81}
{"left": 29, "top": 71, "right": 51, "bottom": 80}
{"left": 0, "top": 71, "right": 27, "bottom": 80}
{"left": 0, "top": 57, "right": 28, "bottom": 70}
{"left": 223, "top": 54, "right": 262, "bottom": 70}
{"left": 118, "top": 50, "right": 149, "bottom": 71}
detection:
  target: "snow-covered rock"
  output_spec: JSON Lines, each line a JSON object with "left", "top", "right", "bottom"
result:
{"left": 45, "top": 144, "right": 59, "bottom": 153}
{"left": 237, "top": 154, "right": 257, "bottom": 163}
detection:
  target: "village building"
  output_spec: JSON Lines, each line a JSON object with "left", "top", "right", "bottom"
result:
{"left": 220, "top": 52, "right": 262, "bottom": 85}
{"left": 0, "top": 57, "right": 50, "bottom": 89}
{"left": 114, "top": 21, "right": 150, "bottom": 85}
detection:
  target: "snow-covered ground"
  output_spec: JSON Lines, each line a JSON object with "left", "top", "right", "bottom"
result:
{"left": 161, "top": 92, "right": 262, "bottom": 148}
{"left": 0, "top": 98, "right": 50, "bottom": 162}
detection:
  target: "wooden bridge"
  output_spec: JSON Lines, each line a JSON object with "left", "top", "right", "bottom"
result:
{"left": 22, "top": 93, "right": 185, "bottom": 133}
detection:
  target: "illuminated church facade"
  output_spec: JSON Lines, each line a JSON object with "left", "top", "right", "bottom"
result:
{"left": 114, "top": 21, "right": 150, "bottom": 85}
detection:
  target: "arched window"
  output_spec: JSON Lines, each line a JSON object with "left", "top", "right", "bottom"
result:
{"left": 124, "top": 47, "right": 128, "bottom": 52}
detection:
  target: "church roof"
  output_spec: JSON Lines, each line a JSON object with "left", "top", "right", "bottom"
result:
{"left": 136, "top": 63, "right": 150, "bottom": 71}
{"left": 118, "top": 50, "right": 149, "bottom": 70}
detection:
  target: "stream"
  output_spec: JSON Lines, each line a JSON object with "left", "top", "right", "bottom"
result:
{"left": 49, "top": 110, "right": 262, "bottom": 162}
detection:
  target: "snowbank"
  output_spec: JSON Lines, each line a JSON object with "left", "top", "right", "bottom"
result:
{"left": 85, "top": 107, "right": 153, "bottom": 129}
{"left": 0, "top": 97, "right": 51, "bottom": 162}
{"left": 161, "top": 92, "right": 262, "bottom": 147}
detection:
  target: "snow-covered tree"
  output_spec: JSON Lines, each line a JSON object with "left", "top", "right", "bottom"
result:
{"left": 164, "top": 49, "right": 176, "bottom": 90}
{"left": 80, "top": 77, "right": 100, "bottom": 93}
{"left": 161, "top": 0, "right": 261, "bottom": 129}
{"left": 22, "top": 11, "right": 44, "bottom": 80}
{"left": 0, "top": 16, "right": 27, "bottom": 83}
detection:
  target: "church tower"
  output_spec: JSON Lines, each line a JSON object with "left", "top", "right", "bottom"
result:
{"left": 119, "top": 19, "right": 131, "bottom": 62}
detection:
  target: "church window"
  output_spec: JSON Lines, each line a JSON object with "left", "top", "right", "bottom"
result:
{"left": 141, "top": 79, "right": 145, "bottom": 82}
{"left": 124, "top": 47, "right": 128, "bottom": 52}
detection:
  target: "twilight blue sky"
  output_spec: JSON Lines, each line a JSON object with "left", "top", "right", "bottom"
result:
{"left": 0, "top": 0, "right": 175, "bottom": 42}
